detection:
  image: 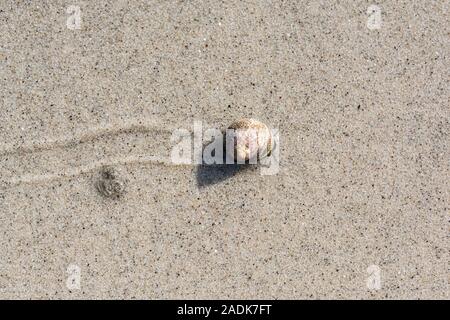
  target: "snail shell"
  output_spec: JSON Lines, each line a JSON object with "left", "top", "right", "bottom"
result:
{"left": 96, "top": 166, "right": 127, "bottom": 198}
{"left": 226, "top": 118, "right": 272, "bottom": 162}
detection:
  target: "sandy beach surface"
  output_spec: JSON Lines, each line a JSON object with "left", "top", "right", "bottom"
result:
{"left": 0, "top": 0, "right": 448, "bottom": 299}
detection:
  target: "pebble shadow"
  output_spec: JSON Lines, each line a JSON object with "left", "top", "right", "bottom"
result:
{"left": 196, "top": 142, "right": 256, "bottom": 187}
{"left": 196, "top": 162, "right": 254, "bottom": 188}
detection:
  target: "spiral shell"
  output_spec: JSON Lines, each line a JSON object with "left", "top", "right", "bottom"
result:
{"left": 226, "top": 118, "right": 272, "bottom": 163}
{"left": 96, "top": 166, "right": 127, "bottom": 198}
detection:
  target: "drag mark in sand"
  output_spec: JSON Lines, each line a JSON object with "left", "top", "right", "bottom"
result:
{"left": 3, "top": 155, "right": 175, "bottom": 189}
{"left": 0, "top": 120, "right": 180, "bottom": 156}
{"left": 0, "top": 121, "right": 192, "bottom": 189}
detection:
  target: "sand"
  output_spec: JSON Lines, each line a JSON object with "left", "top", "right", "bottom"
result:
{"left": 0, "top": 0, "right": 448, "bottom": 299}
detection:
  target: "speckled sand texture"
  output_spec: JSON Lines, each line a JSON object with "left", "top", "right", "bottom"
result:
{"left": 0, "top": 1, "right": 449, "bottom": 299}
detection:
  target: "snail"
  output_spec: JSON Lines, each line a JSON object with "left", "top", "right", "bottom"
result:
{"left": 226, "top": 118, "right": 273, "bottom": 163}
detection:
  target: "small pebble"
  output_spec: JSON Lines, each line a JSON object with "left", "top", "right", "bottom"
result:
{"left": 226, "top": 118, "right": 272, "bottom": 163}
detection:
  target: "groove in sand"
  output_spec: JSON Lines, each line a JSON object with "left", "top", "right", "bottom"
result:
{"left": 2, "top": 154, "right": 192, "bottom": 189}
{"left": 0, "top": 121, "right": 183, "bottom": 156}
